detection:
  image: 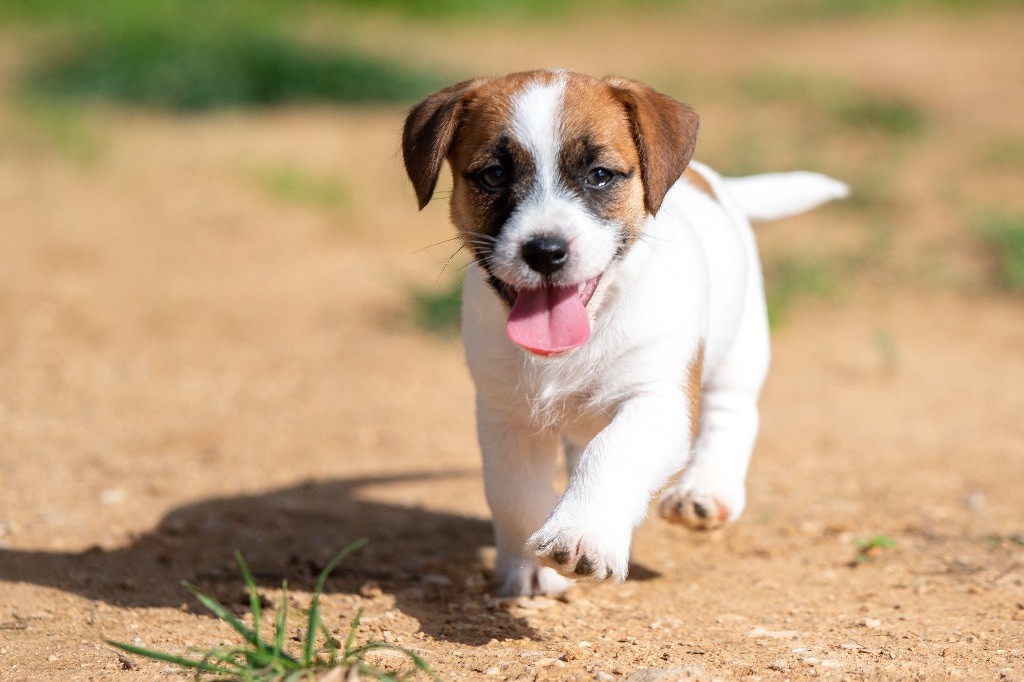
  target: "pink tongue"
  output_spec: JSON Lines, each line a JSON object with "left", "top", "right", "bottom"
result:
{"left": 506, "top": 285, "right": 591, "bottom": 356}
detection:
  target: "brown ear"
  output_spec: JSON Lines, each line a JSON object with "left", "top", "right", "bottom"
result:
{"left": 604, "top": 77, "right": 700, "bottom": 215}
{"left": 402, "top": 79, "right": 483, "bottom": 210}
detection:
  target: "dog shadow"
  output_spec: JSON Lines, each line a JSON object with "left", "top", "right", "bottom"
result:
{"left": 0, "top": 471, "right": 529, "bottom": 644}
{"left": 0, "top": 471, "right": 662, "bottom": 645}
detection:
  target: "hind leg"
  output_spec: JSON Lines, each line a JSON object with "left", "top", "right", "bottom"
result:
{"left": 659, "top": 288, "right": 769, "bottom": 530}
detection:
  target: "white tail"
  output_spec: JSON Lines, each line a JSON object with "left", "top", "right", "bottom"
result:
{"left": 722, "top": 171, "right": 850, "bottom": 222}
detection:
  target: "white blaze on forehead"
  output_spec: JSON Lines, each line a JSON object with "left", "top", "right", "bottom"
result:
{"left": 491, "top": 72, "right": 618, "bottom": 292}
{"left": 510, "top": 75, "right": 568, "bottom": 195}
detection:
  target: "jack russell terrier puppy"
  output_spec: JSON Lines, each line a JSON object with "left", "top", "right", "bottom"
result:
{"left": 402, "top": 70, "right": 848, "bottom": 596}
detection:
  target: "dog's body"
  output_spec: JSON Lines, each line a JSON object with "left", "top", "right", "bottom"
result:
{"left": 403, "top": 70, "right": 847, "bottom": 596}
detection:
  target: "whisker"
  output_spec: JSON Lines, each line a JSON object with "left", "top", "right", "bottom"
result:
{"left": 435, "top": 245, "right": 466, "bottom": 284}
{"left": 460, "top": 232, "right": 498, "bottom": 244}
{"left": 414, "top": 232, "right": 497, "bottom": 258}
{"left": 411, "top": 236, "right": 461, "bottom": 255}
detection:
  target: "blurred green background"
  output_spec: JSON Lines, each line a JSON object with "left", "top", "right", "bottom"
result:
{"left": 2, "top": 0, "right": 1023, "bottom": 329}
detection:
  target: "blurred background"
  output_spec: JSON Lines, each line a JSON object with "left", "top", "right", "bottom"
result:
{"left": 1, "top": 0, "right": 1023, "bottom": 678}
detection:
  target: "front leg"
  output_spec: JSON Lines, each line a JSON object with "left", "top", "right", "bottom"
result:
{"left": 527, "top": 391, "right": 691, "bottom": 582}
{"left": 478, "top": 406, "right": 575, "bottom": 596}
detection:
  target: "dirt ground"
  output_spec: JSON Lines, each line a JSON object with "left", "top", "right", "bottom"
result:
{"left": 2, "top": 6, "right": 1023, "bottom": 681}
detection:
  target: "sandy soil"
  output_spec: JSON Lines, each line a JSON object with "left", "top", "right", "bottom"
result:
{"left": 1, "top": 7, "right": 1023, "bottom": 681}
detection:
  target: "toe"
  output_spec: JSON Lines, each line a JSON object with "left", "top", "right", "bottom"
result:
{"left": 659, "top": 489, "right": 731, "bottom": 530}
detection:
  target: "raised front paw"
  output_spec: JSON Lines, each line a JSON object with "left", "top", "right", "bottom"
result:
{"left": 658, "top": 478, "right": 744, "bottom": 531}
{"left": 526, "top": 521, "right": 630, "bottom": 582}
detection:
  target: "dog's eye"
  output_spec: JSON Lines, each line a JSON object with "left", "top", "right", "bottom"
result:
{"left": 477, "top": 166, "right": 508, "bottom": 190}
{"left": 586, "top": 167, "right": 614, "bottom": 189}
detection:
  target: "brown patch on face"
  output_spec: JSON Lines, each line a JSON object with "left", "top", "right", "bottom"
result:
{"left": 402, "top": 70, "right": 558, "bottom": 215}
{"left": 559, "top": 74, "right": 648, "bottom": 247}
{"left": 683, "top": 166, "right": 718, "bottom": 202}
{"left": 686, "top": 342, "right": 705, "bottom": 443}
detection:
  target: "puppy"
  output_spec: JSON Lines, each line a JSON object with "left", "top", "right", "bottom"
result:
{"left": 402, "top": 70, "right": 847, "bottom": 596}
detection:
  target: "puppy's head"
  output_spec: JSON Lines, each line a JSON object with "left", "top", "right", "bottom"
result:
{"left": 403, "top": 70, "right": 698, "bottom": 356}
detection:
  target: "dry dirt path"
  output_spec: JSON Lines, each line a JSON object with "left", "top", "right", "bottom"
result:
{"left": 2, "top": 7, "right": 1023, "bottom": 680}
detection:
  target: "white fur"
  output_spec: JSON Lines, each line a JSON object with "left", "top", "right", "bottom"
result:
{"left": 459, "top": 96, "right": 844, "bottom": 596}
{"left": 510, "top": 75, "right": 565, "bottom": 197}
{"left": 722, "top": 171, "right": 850, "bottom": 222}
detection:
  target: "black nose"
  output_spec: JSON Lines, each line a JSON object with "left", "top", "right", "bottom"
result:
{"left": 521, "top": 236, "right": 569, "bottom": 276}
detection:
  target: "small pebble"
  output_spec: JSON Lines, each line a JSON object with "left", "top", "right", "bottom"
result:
{"left": 359, "top": 582, "right": 383, "bottom": 598}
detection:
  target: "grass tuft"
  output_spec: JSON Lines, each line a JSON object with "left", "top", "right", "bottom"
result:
{"left": 978, "top": 212, "right": 1024, "bottom": 292}
{"left": 853, "top": 535, "right": 897, "bottom": 564}
{"left": 107, "top": 539, "right": 440, "bottom": 680}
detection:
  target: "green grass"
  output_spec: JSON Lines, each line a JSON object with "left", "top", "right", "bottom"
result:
{"left": 251, "top": 165, "right": 350, "bottom": 211}
{"left": 978, "top": 212, "right": 1024, "bottom": 292}
{"left": 107, "top": 540, "right": 439, "bottom": 681}
{"left": 764, "top": 257, "right": 838, "bottom": 328}
{"left": 23, "top": 32, "right": 443, "bottom": 112}
{"left": 853, "top": 535, "right": 896, "bottom": 564}
{"left": 12, "top": 0, "right": 446, "bottom": 112}
{"left": 831, "top": 97, "right": 924, "bottom": 137}
{"left": 412, "top": 277, "right": 463, "bottom": 336}
{"left": 317, "top": 0, "right": 686, "bottom": 19}
{"left": 737, "top": 69, "right": 925, "bottom": 138}
{"left": 4, "top": 0, "right": 1018, "bottom": 27}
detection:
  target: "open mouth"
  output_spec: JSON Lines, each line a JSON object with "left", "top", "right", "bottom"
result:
{"left": 504, "top": 275, "right": 602, "bottom": 356}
